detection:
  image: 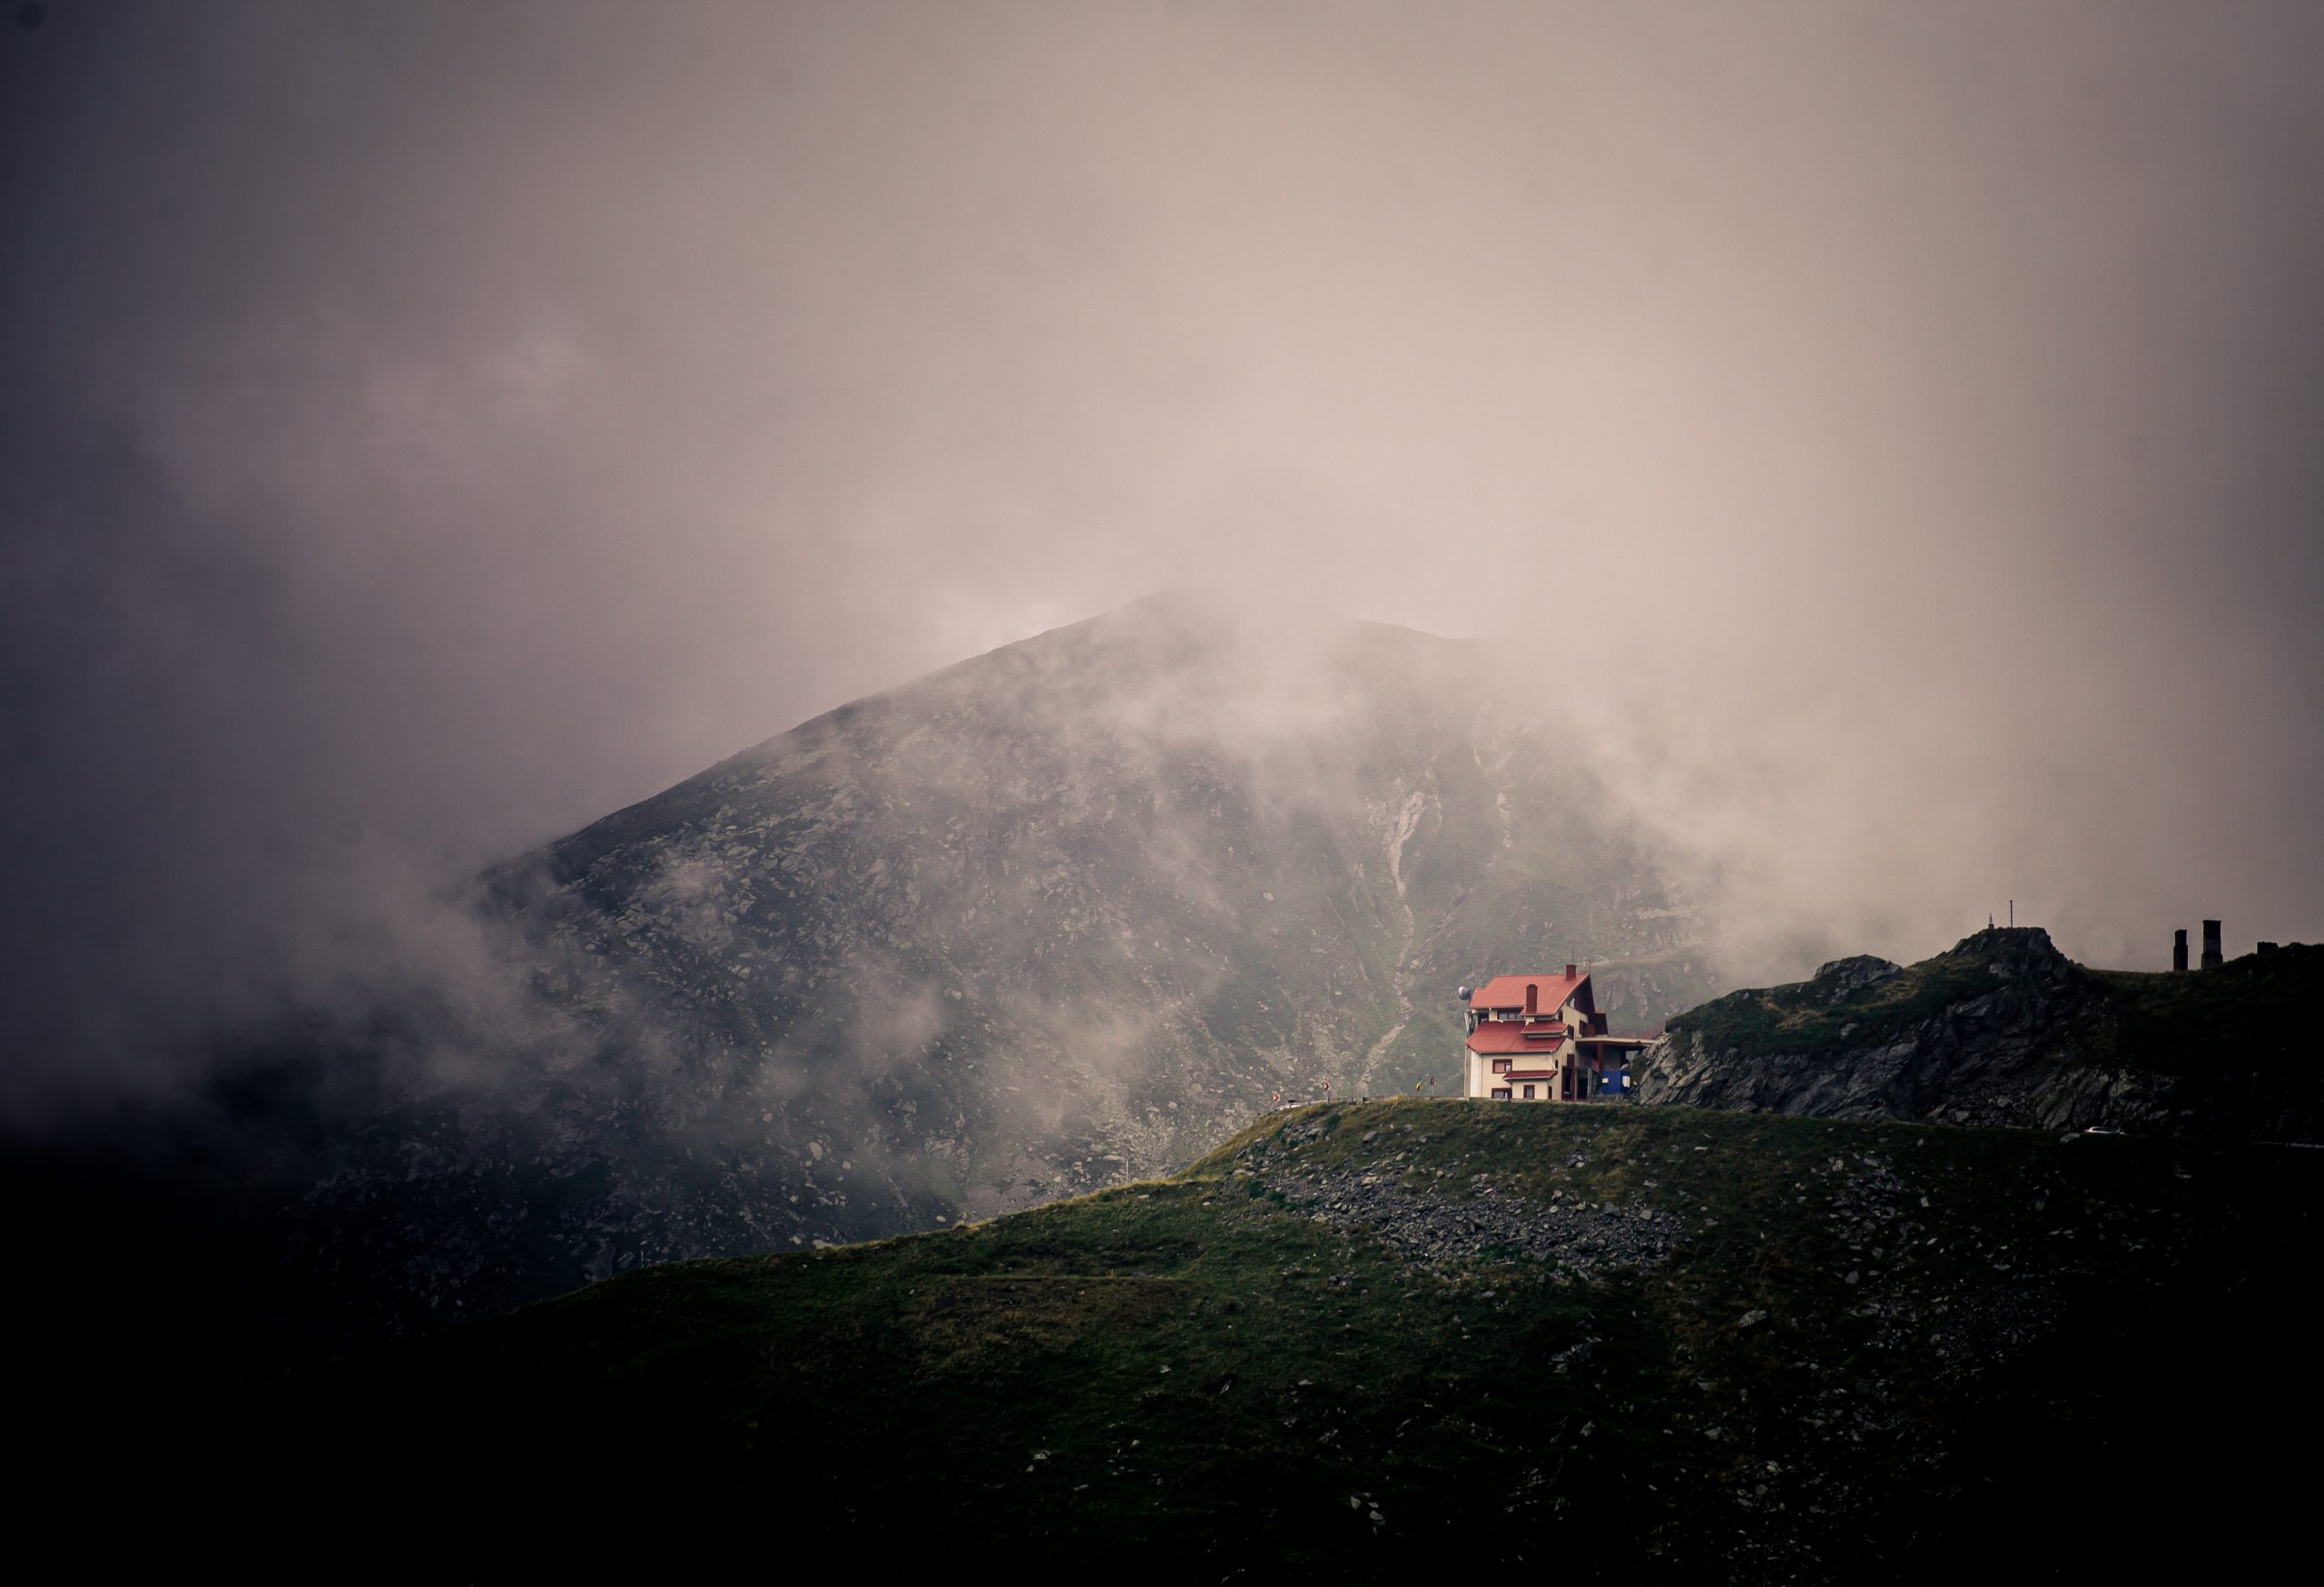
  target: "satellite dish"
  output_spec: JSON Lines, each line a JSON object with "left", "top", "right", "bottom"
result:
{"left": 1455, "top": 985, "right": 1472, "bottom": 1000}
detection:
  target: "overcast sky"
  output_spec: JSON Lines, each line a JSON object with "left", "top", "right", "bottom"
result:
{"left": 5, "top": 1, "right": 2321, "bottom": 1103}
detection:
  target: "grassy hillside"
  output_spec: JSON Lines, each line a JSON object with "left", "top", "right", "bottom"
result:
{"left": 230, "top": 1099, "right": 2318, "bottom": 1581}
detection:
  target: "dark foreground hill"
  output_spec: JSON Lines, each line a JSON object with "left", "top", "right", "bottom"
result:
{"left": 1640, "top": 927, "right": 2324, "bottom": 1140}
{"left": 163, "top": 1100, "right": 2317, "bottom": 1582}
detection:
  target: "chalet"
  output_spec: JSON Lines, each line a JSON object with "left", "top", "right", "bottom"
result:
{"left": 1461, "top": 967, "right": 1653, "bottom": 1102}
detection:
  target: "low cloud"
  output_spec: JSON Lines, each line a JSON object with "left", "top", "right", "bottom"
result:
{"left": 5, "top": 2, "right": 2322, "bottom": 1121}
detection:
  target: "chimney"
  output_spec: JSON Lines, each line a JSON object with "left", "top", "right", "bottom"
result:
{"left": 2172, "top": 929, "right": 2189, "bottom": 973}
{"left": 1524, "top": 982, "right": 1539, "bottom": 1015}
{"left": 1564, "top": 962, "right": 1578, "bottom": 979}
{"left": 2201, "top": 920, "right": 2222, "bottom": 971}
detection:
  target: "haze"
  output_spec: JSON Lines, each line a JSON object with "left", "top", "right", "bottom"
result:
{"left": 5, "top": 1, "right": 2320, "bottom": 1111}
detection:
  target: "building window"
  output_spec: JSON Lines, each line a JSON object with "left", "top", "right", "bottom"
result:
{"left": 1491, "top": 1087, "right": 1512, "bottom": 1100}
{"left": 1492, "top": 1059, "right": 1512, "bottom": 1074}
{"left": 1521, "top": 1084, "right": 1535, "bottom": 1099}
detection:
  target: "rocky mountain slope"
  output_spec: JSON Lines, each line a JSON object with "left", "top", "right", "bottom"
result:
{"left": 1637, "top": 926, "right": 2322, "bottom": 1138}
{"left": 143, "top": 1100, "right": 2317, "bottom": 1582}
{"left": 21, "top": 592, "right": 1721, "bottom": 1348}
{"left": 404, "top": 594, "right": 1713, "bottom": 1267}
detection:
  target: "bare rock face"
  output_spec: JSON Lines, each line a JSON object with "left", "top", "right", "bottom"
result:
{"left": 1637, "top": 928, "right": 2324, "bottom": 1139}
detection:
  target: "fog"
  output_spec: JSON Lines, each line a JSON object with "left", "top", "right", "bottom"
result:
{"left": 5, "top": 1, "right": 2321, "bottom": 1116}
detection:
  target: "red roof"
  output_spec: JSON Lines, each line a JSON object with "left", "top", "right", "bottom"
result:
{"left": 1467, "top": 1020, "right": 1568, "bottom": 1055}
{"left": 1470, "top": 973, "right": 1587, "bottom": 1014}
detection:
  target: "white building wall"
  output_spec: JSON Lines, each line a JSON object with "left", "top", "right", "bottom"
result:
{"left": 1463, "top": 991, "right": 1589, "bottom": 1100}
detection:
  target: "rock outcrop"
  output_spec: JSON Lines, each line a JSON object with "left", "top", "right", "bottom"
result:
{"left": 1636, "top": 927, "right": 2323, "bottom": 1138}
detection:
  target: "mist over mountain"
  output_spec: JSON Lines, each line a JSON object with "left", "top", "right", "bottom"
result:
{"left": 18, "top": 593, "right": 1721, "bottom": 1341}
{"left": 9, "top": 2, "right": 2321, "bottom": 1137}
{"left": 489, "top": 591, "right": 1714, "bottom": 1199}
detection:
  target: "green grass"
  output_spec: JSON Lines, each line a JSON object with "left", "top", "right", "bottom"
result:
{"left": 258, "top": 1098, "right": 2319, "bottom": 1581}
